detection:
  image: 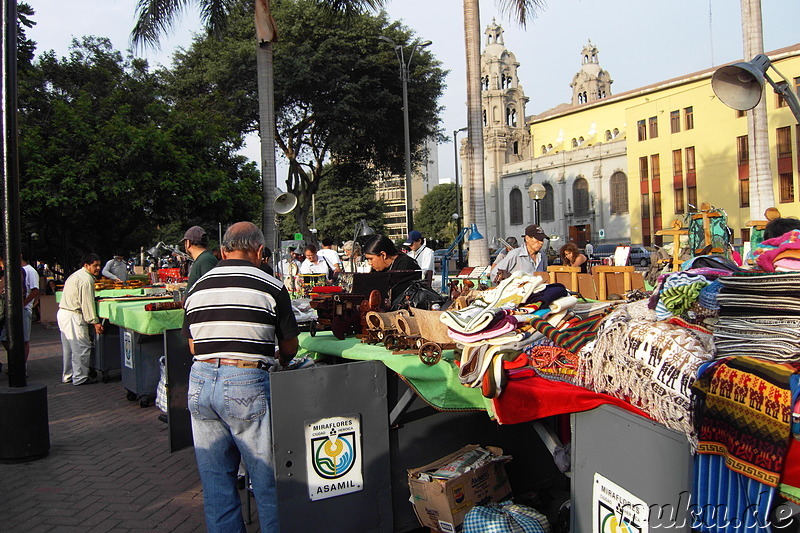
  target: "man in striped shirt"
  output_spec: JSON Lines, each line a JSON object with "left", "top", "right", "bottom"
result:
{"left": 182, "top": 221, "right": 299, "bottom": 533}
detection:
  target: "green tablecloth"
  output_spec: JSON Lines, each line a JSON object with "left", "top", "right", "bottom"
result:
{"left": 297, "top": 331, "right": 487, "bottom": 412}
{"left": 55, "top": 288, "right": 145, "bottom": 303}
{"left": 104, "top": 301, "right": 184, "bottom": 335}
{"left": 96, "top": 298, "right": 173, "bottom": 321}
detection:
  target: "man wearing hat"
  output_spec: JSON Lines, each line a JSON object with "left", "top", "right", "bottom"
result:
{"left": 404, "top": 230, "right": 435, "bottom": 285}
{"left": 184, "top": 225, "right": 218, "bottom": 292}
{"left": 493, "top": 224, "right": 549, "bottom": 281}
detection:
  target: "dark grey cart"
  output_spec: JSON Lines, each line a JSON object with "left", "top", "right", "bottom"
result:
{"left": 120, "top": 328, "right": 162, "bottom": 408}
{"left": 90, "top": 319, "right": 121, "bottom": 383}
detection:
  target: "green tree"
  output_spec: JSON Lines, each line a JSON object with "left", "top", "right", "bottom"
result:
{"left": 415, "top": 183, "right": 457, "bottom": 243}
{"left": 132, "top": 0, "right": 386, "bottom": 251}
{"left": 165, "top": 1, "right": 445, "bottom": 243}
{"left": 18, "top": 37, "right": 260, "bottom": 267}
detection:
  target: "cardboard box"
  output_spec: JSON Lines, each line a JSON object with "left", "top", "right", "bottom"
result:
{"left": 408, "top": 445, "right": 512, "bottom": 533}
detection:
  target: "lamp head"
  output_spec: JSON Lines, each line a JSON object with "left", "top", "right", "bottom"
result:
{"left": 356, "top": 220, "right": 375, "bottom": 238}
{"left": 528, "top": 183, "right": 547, "bottom": 200}
{"left": 711, "top": 54, "right": 771, "bottom": 111}
{"left": 418, "top": 40, "right": 433, "bottom": 48}
{"left": 467, "top": 223, "right": 484, "bottom": 241}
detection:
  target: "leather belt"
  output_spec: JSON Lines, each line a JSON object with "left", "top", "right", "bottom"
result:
{"left": 197, "top": 358, "right": 270, "bottom": 370}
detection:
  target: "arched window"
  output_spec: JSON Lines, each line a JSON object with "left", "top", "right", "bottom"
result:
{"left": 571, "top": 138, "right": 578, "bottom": 148}
{"left": 541, "top": 145, "right": 547, "bottom": 155}
{"left": 610, "top": 171, "right": 629, "bottom": 214}
{"left": 541, "top": 183, "right": 555, "bottom": 221}
{"left": 513, "top": 141, "right": 519, "bottom": 155}
{"left": 612, "top": 128, "right": 619, "bottom": 138}
{"left": 483, "top": 109, "right": 487, "bottom": 126}
{"left": 578, "top": 136, "right": 584, "bottom": 145}
{"left": 605, "top": 130, "right": 612, "bottom": 141}
{"left": 573, "top": 177, "right": 589, "bottom": 216}
{"left": 509, "top": 188, "right": 523, "bottom": 225}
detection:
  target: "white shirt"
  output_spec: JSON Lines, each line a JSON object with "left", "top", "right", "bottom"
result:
{"left": 317, "top": 248, "right": 341, "bottom": 271}
{"left": 22, "top": 264, "right": 39, "bottom": 310}
{"left": 409, "top": 244, "right": 435, "bottom": 274}
{"left": 300, "top": 258, "right": 331, "bottom": 279}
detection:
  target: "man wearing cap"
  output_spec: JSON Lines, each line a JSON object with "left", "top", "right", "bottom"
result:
{"left": 493, "top": 225, "right": 549, "bottom": 280}
{"left": 102, "top": 253, "right": 129, "bottom": 282}
{"left": 404, "top": 230, "right": 435, "bottom": 285}
{"left": 184, "top": 225, "right": 218, "bottom": 293}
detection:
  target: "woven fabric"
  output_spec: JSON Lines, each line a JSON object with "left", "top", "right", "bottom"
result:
{"left": 463, "top": 501, "right": 551, "bottom": 533}
{"left": 654, "top": 272, "right": 709, "bottom": 320}
{"left": 753, "top": 229, "right": 800, "bottom": 272}
{"left": 698, "top": 279, "right": 724, "bottom": 310}
{"left": 525, "top": 346, "right": 579, "bottom": 385}
{"left": 692, "top": 357, "right": 800, "bottom": 488}
{"left": 528, "top": 311, "right": 608, "bottom": 354}
{"left": 578, "top": 305, "right": 714, "bottom": 443}
{"left": 713, "top": 316, "right": 800, "bottom": 362}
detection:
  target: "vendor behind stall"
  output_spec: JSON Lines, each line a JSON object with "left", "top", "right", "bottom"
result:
{"left": 362, "top": 234, "right": 421, "bottom": 302}
{"left": 493, "top": 225, "right": 549, "bottom": 281}
{"left": 183, "top": 225, "right": 218, "bottom": 293}
{"left": 300, "top": 244, "right": 332, "bottom": 280}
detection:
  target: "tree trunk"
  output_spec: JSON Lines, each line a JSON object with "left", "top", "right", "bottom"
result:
{"left": 463, "top": 0, "right": 490, "bottom": 266}
{"left": 741, "top": 0, "right": 774, "bottom": 220}
{"left": 257, "top": 42, "right": 278, "bottom": 249}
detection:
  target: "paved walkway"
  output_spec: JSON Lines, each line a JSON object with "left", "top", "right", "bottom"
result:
{"left": 0, "top": 322, "right": 261, "bottom": 532}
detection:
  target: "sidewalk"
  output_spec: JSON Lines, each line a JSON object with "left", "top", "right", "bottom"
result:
{"left": 0, "top": 322, "right": 261, "bottom": 532}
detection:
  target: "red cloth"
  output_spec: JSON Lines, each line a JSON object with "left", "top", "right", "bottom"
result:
{"left": 492, "top": 369, "right": 651, "bottom": 424}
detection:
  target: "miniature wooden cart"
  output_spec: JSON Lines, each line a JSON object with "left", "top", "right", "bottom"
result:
{"left": 407, "top": 308, "right": 456, "bottom": 366}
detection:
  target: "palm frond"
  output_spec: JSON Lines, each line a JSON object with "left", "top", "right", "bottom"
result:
{"left": 496, "top": 0, "right": 547, "bottom": 27}
{"left": 131, "top": 0, "right": 192, "bottom": 50}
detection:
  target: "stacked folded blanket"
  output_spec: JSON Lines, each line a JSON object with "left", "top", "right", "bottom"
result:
{"left": 714, "top": 272, "right": 800, "bottom": 362}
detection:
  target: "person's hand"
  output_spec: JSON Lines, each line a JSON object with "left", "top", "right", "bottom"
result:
{"left": 94, "top": 323, "right": 104, "bottom": 335}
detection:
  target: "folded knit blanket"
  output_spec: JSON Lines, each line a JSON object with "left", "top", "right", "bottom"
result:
{"left": 448, "top": 315, "right": 518, "bottom": 344}
{"left": 753, "top": 229, "right": 800, "bottom": 272}
{"left": 440, "top": 272, "right": 545, "bottom": 334}
{"left": 713, "top": 316, "right": 800, "bottom": 362}
{"left": 654, "top": 272, "right": 709, "bottom": 320}
{"left": 578, "top": 305, "right": 715, "bottom": 443}
{"left": 529, "top": 311, "right": 609, "bottom": 354}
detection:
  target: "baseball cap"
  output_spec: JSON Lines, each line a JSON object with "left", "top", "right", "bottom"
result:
{"left": 183, "top": 226, "right": 207, "bottom": 242}
{"left": 523, "top": 225, "right": 548, "bottom": 241}
{"left": 403, "top": 230, "right": 423, "bottom": 246}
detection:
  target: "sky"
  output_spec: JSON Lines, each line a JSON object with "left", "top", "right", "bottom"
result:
{"left": 24, "top": 0, "right": 800, "bottom": 184}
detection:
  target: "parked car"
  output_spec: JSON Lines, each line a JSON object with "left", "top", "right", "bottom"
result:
{"left": 590, "top": 243, "right": 651, "bottom": 266}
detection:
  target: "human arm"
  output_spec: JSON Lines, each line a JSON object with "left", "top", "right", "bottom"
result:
{"left": 78, "top": 274, "right": 100, "bottom": 324}
{"left": 572, "top": 253, "right": 587, "bottom": 268}
{"left": 275, "top": 287, "right": 300, "bottom": 365}
{"left": 101, "top": 260, "right": 119, "bottom": 281}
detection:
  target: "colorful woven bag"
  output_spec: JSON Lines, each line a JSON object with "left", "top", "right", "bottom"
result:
{"left": 463, "top": 500, "right": 551, "bottom": 533}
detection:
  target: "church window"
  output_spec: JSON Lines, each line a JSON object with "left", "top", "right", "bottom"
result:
{"left": 572, "top": 138, "right": 578, "bottom": 148}
{"left": 509, "top": 188, "right": 523, "bottom": 225}
{"left": 483, "top": 109, "right": 487, "bottom": 126}
{"left": 541, "top": 145, "right": 547, "bottom": 155}
{"left": 612, "top": 128, "right": 619, "bottom": 138}
{"left": 610, "top": 172, "right": 629, "bottom": 214}
{"left": 573, "top": 177, "right": 590, "bottom": 217}
{"left": 577, "top": 93, "right": 584, "bottom": 104}
{"left": 506, "top": 107, "right": 517, "bottom": 127}
{"left": 547, "top": 143, "right": 553, "bottom": 152}
{"left": 605, "top": 130, "right": 612, "bottom": 141}
{"left": 513, "top": 141, "right": 519, "bottom": 155}
{"left": 578, "top": 136, "right": 585, "bottom": 146}
{"left": 582, "top": 91, "right": 587, "bottom": 103}
{"left": 541, "top": 183, "right": 555, "bottom": 221}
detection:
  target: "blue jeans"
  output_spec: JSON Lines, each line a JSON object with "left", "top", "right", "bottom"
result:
{"left": 189, "top": 361, "right": 279, "bottom": 533}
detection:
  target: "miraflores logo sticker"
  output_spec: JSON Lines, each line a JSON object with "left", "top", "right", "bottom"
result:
{"left": 593, "top": 473, "right": 649, "bottom": 533}
{"left": 305, "top": 414, "right": 363, "bottom": 501}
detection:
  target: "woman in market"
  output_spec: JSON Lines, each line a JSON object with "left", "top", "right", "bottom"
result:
{"left": 299, "top": 244, "right": 333, "bottom": 280}
{"left": 342, "top": 240, "right": 368, "bottom": 272}
{"left": 362, "top": 234, "right": 421, "bottom": 302}
{"left": 560, "top": 242, "right": 589, "bottom": 273}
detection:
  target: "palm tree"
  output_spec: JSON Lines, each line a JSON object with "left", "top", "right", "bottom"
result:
{"left": 131, "top": 0, "right": 384, "bottom": 247}
{"left": 462, "top": 0, "right": 544, "bottom": 267}
{"left": 740, "top": 0, "right": 775, "bottom": 220}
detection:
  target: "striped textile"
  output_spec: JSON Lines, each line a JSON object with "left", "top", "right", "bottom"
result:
{"left": 182, "top": 259, "right": 299, "bottom": 363}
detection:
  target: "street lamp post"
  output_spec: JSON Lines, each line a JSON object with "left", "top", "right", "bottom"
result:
{"left": 379, "top": 36, "right": 432, "bottom": 234}
{"left": 453, "top": 127, "right": 467, "bottom": 268}
{"left": 528, "top": 183, "right": 547, "bottom": 226}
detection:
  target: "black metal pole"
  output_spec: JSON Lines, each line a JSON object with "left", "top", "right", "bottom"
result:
{"left": 2, "top": 0, "right": 24, "bottom": 388}
{"left": 534, "top": 199, "right": 541, "bottom": 226}
{"left": 453, "top": 128, "right": 466, "bottom": 269}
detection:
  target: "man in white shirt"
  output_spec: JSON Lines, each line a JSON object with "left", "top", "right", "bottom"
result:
{"left": 494, "top": 225, "right": 549, "bottom": 281}
{"left": 317, "top": 238, "right": 342, "bottom": 274}
{"left": 19, "top": 251, "right": 40, "bottom": 367}
{"left": 404, "top": 230, "right": 435, "bottom": 285}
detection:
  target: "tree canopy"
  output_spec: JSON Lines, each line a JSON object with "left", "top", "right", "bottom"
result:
{"left": 18, "top": 36, "right": 260, "bottom": 268}
{"left": 168, "top": 0, "right": 446, "bottom": 242}
{"left": 414, "top": 183, "right": 458, "bottom": 243}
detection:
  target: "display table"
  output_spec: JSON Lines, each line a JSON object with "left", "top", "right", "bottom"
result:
{"left": 297, "top": 331, "right": 487, "bottom": 412}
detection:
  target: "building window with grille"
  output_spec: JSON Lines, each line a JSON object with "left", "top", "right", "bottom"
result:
{"left": 777, "top": 126, "right": 794, "bottom": 203}
{"left": 673, "top": 149, "right": 684, "bottom": 214}
{"left": 648, "top": 116, "right": 658, "bottom": 139}
{"left": 542, "top": 183, "right": 555, "bottom": 221}
{"left": 740, "top": 176, "right": 750, "bottom": 208}
{"left": 737, "top": 135, "right": 750, "bottom": 208}
{"left": 610, "top": 171, "right": 628, "bottom": 214}
{"left": 639, "top": 156, "right": 648, "bottom": 181}
{"left": 637, "top": 120, "right": 647, "bottom": 141}
{"left": 780, "top": 173, "right": 795, "bottom": 203}
{"left": 670, "top": 110, "right": 680, "bottom": 133}
{"left": 686, "top": 146, "right": 697, "bottom": 208}
{"left": 777, "top": 126, "right": 792, "bottom": 157}
{"left": 573, "top": 177, "right": 590, "bottom": 217}
{"left": 684, "top": 107, "right": 694, "bottom": 130}
{"left": 651, "top": 154, "right": 660, "bottom": 180}
{"left": 737, "top": 135, "right": 750, "bottom": 164}
{"left": 509, "top": 188, "right": 523, "bottom": 225}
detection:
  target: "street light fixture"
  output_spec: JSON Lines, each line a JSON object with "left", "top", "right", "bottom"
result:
{"left": 453, "top": 126, "right": 468, "bottom": 268}
{"left": 711, "top": 54, "right": 800, "bottom": 123}
{"left": 527, "top": 183, "right": 547, "bottom": 226}
{"left": 379, "top": 35, "right": 433, "bottom": 234}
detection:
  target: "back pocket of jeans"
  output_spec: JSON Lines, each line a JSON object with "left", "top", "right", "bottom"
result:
{"left": 188, "top": 374, "right": 205, "bottom": 417}
{"left": 224, "top": 375, "right": 267, "bottom": 421}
